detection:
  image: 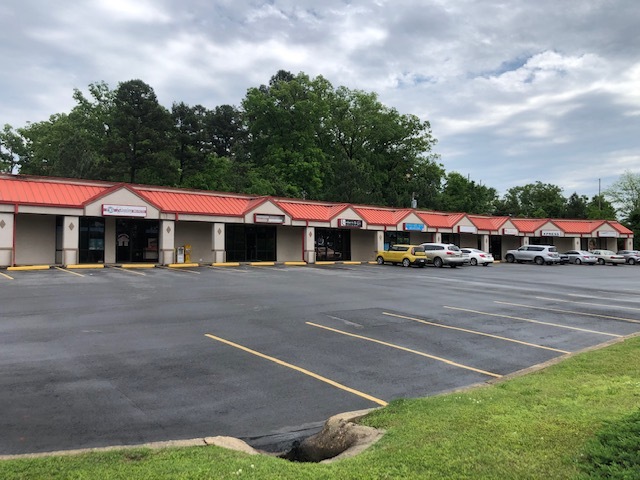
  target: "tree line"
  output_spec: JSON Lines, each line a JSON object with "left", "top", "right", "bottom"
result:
{"left": 0, "top": 70, "right": 636, "bottom": 234}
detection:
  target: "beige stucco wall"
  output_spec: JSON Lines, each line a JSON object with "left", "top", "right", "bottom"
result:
{"left": 84, "top": 188, "right": 160, "bottom": 218}
{"left": 104, "top": 217, "right": 116, "bottom": 264}
{"left": 0, "top": 212, "right": 14, "bottom": 266}
{"left": 277, "top": 226, "right": 304, "bottom": 262}
{"left": 175, "top": 221, "right": 213, "bottom": 263}
{"left": 15, "top": 214, "right": 56, "bottom": 265}
{"left": 350, "top": 229, "right": 377, "bottom": 261}
{"left": 245, "top": 201, "right": 291, "bottom": 224}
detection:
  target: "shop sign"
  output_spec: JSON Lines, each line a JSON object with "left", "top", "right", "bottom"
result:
{"left": 254, "top": 214, "right": 285, "bottom": 224}
{"left": 403, "top": 223, "right": 425, "bottom": 232}
{"left": 503, "top": 228, "right": 518, "bottom": 235}
{"left": 541, "top": 230, "right": 562, "bottom": 237}
{"left": 458, "top": 225, "right": 477, "bottom": 234}
{"left": 598, "top": 231, "right": 618, "bottom": 237}
{"left": 102, "top": 204, "right": 147, "bottom": 217}
{"left": 338, "top": 218, "right": 363, "bottom": 228}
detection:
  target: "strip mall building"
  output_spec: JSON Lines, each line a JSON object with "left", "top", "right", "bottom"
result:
{"left": 0, "top": 174, "right": 634, "bottom": 267}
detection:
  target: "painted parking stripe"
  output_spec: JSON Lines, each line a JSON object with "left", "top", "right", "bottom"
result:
{"left": 112, "top": 266, "right": 147, "bottom": 276}
{"left": 204, "top": 333, "right": 387, "bottom": 407}
{"left": 54, "top": 266, "right": 85, "bottom": 277}
{"left": 0, "top": 271, "right": 13, "bottom": 280}
{"left": 446, "top": 306, "right": 621, "bottom": 337}
{"left": 382, "top": 312, "right": 570, "bottom": 354}
{"left": 496, "top": 301, "right": 640, "bottom": 325}
{"left": 159, "top": 266, "right": 201, "bottom": 275}
{"left": 306, "top": 322, "right": 502, "bottom": 378}
{"left": 536, "top": 296, "right": 640, "bottom": 313}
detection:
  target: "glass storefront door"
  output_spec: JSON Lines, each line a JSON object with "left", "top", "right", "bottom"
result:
{"left": 315, "top": 228, "right": 351, "bottom": 261}
{"left": 79, "top": 218, "right": 105, "bottom": 263}
{"left": 225, "top": 225, "right": 277, "bottom": 262}
{"left": 115, "top": 219, "right": 159, "bottom": 263}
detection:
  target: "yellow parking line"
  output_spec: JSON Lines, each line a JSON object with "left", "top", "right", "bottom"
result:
{"left": 315, "top": 261, "right": 336, "bottom": 265}
{"left": 54, "top": 266, "right": 85, "bottom": 277}
{"left": 306, "top": 322, "right": 502, "bottom": 378}
{"left": 382, "top": 312, "right": 570, "bottom": 354}
{"left": 495, "top": 301, "right": 640, "bottom": 325}
{"left": 112, "top": 266, "right": 146, "bottom": 276}
{"left": 160, "top": 266, "right": 201, "bottom": 275}
{"left": 536, "top": 296, "right": 640, "bottom": 313}
{"left": 250, "top": 262, "right": 276, "bottom": 267}
{"left": 0, "top": 271, "right": 13, "bottom": 280}
{"left": 204, "top": 333, "right": 387, "bottom": 406}
{"left": 445, "top": 306, "right": 621, "bottom": 337}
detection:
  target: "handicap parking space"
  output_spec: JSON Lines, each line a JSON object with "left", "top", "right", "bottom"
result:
{"left": 2, "top": 262, "right": 640, "bottom": 455}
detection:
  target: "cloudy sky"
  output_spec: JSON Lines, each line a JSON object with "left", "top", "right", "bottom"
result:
{"left": 2, "top": 0, "right": 639, "bottom": 197}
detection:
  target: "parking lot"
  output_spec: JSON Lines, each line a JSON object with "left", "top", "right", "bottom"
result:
{"left": 2, "top": 262, "right": 640, "bottom": 456}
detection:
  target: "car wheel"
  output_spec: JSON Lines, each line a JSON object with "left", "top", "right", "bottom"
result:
{"left": 376, "top": 256, "right": 384, "bottom": 265}
{"left": 470, "top": 258, "right": 478, "bottom": 266}
{"left": 598, "top": 258, "right": 605, "bottom": 265}
{"left": 433, "top": 257, "right": 443, "bottom": 268}
{"left": 402, "top": 258, "right": 410, "bottom": 268}
{"left": 575, "top": 258, "right": 581, "bottom": 265}
{"left": 629, "top": 258, "right": 636, "bottom": 265}
{"left": 535, "top": 256, "right": 544, "bottom": 265}
{"left": 505, "top": 254, "right": 515, "bottom": 263}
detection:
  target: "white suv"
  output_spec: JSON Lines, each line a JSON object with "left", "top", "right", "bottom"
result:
{"left": 505, "top": 245, "right": 561, "bottom": 265}
{"left": 420, "top": 243, "right": 466, "bottom": 268}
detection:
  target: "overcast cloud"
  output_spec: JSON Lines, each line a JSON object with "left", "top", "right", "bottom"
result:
{"left": 2, "top": 0, "right": 639, "bottom": 197}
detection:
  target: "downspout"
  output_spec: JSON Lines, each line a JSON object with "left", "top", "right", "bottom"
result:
{"left": 12, "top": 204, "right": 18, "bottom": 266}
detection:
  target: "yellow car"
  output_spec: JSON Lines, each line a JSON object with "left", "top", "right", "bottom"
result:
{"left": 376, "top": 244, "right": 427, "bottom": 267}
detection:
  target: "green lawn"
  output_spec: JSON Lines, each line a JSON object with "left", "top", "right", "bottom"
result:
{"left": 2, "top": 335, "right": 639, "bottom": 479}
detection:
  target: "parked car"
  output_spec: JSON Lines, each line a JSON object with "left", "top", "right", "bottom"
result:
{"left": 563, "top": 250, "right": 598, "bottom": 265}
{"left": 460, "top": 248, "right": 494, "bottom": 266}
{"left": 504, "top": 245, "right": 561, "bottom": 265}
{"left": 376, "top": 244, "right": 426, "bottom": 267}
{"left": 590, "top": 249, "right": 625, "bottom": 265}
{"left": 617, "top": 250, "right": 640, "bottom": 265}
{"left": 558, "top": 252, "right": 570, "bottom": 264}
{"left": 420, "top": 243, "right": 466, "bottom": 268}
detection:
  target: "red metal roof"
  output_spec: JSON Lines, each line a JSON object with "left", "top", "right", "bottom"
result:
{"left": 137, "top": 189, "right": 251, "bottom": 216}
{"left": 353, "top": 207, "right": 412, "bottom": 226}
{"left": 276, "top": 201, "right": 349, "bottom": 222}
{"left": 608, "top": 221, "right": 634, "bottom": 235}
{"left": 551, "top": 219, "right": 605, "bottom": 234}
{"left": 0, "top": 177, "right": 108, "bottom": 207}
{"left": 510, "top": 218, "right": 548, "bottom": 233}
{"left": 468, "top": 215, "right": 509, "bottom": 231}
{"left": 416, "top": 211, "right": 465, "bottom": 229}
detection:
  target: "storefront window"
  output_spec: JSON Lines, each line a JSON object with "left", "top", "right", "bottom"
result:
{"left": 384, "top": 231, "right": 410, "bottom": 250}
{"left": 225, "top": 225, "right": 277, "bottom": 262}
{"left": 79, "top": 218, "right": 105, "bottom": 263}
{"left": 315, "top": 228, "right": 351, "bottom": 261}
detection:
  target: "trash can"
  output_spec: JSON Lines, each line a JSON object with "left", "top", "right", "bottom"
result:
{"left": 176, "top": 246, "right": 185, "bottom": 264}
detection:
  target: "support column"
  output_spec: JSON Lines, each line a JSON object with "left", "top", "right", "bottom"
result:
{"left": 304, "top": 226, "right": 315, "bottom": 264}
{"left": 0, "top": 213, "right": 14, "bottom": 267}
{"left": 573, "top": 237, "right": 581, "bottom": 250}
{"left": 212, "top": 223, "right": 226, "bottom": 263}
{"left": 160, "top": 220, "right": 175, "bottom": 265}
{"left": 481, "top": 234, "right": 489, "bottom": 252}
{"left": 62, "top": 216, "right": 79, "bottom": 265}
{"left": 521, "top": 236, "right": 530, "bottom": 246}
{"left": 626, "top": 237, "right": 634, "bottom": 250}
{"left": 375, "top": 230, "right": 384, "bottom": 253}
{"left": 434, "top": 232, "right": 442, "bottom": 243}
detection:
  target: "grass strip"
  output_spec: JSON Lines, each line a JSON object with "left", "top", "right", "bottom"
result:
{"left": 1, "top": 335, "right": 639, "bottom": 479}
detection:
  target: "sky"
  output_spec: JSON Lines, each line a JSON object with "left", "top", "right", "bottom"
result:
{"left": 1, "top": 0, "right": 639, "bottom": 198}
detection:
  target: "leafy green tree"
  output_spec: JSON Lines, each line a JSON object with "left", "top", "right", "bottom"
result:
{"left": 438, "top": 172, "right": 498, "bottom": 214}
{"left": 107, "top": 79, "right": 177, "bottom": 184}
{"left": 586, "top": 194, "right": 617, "bottom": 220}
{"left": 496, "top": 182, "right": 567, "bottom": 217}
{"left": 171, "top": 102, "right": 210, "bottom": 185}
{"left": 623, "top": 209, "right": 640, "bottom": 249}
{"left": 605, "top": 171, "right": 640, "bottom": 219}
{"left": 0, "top": 124, "right": 27, "bottom": 173}
{"left": 565, "top": 192, "right": 589, "bottom": 219}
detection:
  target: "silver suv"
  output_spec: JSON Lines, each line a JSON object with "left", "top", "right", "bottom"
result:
{"left": 420, "top": 243, "right": 466, "bottom": 268}
{"left": 617, "top": 250, "right": 640, "bottom": 265}
{"left": 505, "top": 245, "right": 561, "bottom": 265}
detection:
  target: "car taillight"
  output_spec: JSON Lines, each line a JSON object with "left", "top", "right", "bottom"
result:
{"left": 446, "top": 251, "right": 454, "bottom": 255}
{"left": 479, "top": 254, "right": 486, "bottom": 257}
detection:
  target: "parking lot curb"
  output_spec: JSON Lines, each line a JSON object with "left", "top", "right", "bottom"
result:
{"left": 284, "top": 261, "right": 307, "bottom": 266}
{"left": 250, "top": 261, "right": 276, "bottom": 266}
{"left": 168, "top": 263, "right": 200, "bottom": 268}
{"left": 65, "top": 264, "right": 105, "bottom": 269}
{"left": 119, "top": 264, "right": 157, "bottom": 269}
{"left": 315, "top": 261, "right": 336, "bottom": 265}
{"left": 6, "top": 265, "right": 50, "bottom": 271}
{"left": 211, "top": 262, "right": 241, "bottom": 267}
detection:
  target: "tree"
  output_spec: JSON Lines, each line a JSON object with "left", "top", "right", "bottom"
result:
{"left": 439, "top": 172, "right": 498, "bottom": 214}
{"left": 605, "top": 171, "right": 640, "bottom": 219}
{"left": 107, "top": 79, "right": 176, "bottom": 184}
{"left": 0, "top": 124, "right": 27, "bottom": 173}
{"left": 495, "top": 182, "right": 567, "bottom": 217}
{"left": 171, "top": 102, "right": 210, "bottom": 185}
{"left": 565, "top": 192, "right": 588, "bottom": 219}
{"left": 586, "top": 194, "right": 617, "bottom": 220}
